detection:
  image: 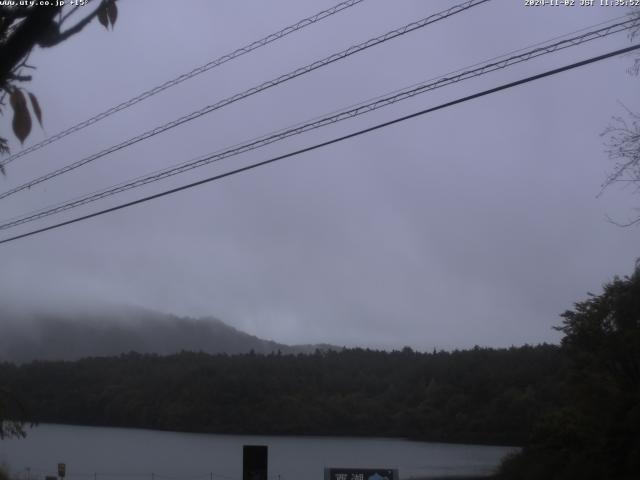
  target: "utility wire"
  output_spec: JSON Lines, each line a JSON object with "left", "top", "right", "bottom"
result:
{"left": 1, "top": 16, "right": 634, "bottom": 227}
{"left": 1, "top": 17, "right": 636, "bottom": 231}
{"left": 0, "top": 0, "right": 366, "bottom": 167}
{"left": 343, "top": 11, "right": 636, "bottom": 113}
{"left": 4, "top": 10, "right": 631, "bottom": 228}
{"left": 0, "top": 0, "right": 491, "bottom": 200}
{"left": 7, "top": 13, "right": 634, "bottom": 225}
{"left": 1, "top": 43, "right": 637, "bottom": 246}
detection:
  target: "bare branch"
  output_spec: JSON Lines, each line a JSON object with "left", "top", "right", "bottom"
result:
{"left": 601, "top": 100, "right": 640, "bottom": 226}
{"left": 605, "top": 212, "right": 640, "bottom": 227}
{"left": 59, "top": 0, "right": 95, "bottom": 26}
{"left": 6, "top": 73, "right": 32, "bottom": 82}
{"left": 602, "top": 104, "right": 640, "bottom": 188}
{"left": 38, "top": 0, "right": 106, "bottom": 48}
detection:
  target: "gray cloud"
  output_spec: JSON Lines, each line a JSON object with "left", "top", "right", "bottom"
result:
{"left": 1, "top": 0, "right": 638, "bottom": 351}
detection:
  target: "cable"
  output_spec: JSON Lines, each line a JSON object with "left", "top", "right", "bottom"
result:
{"left": 0, "top": 0, "right": 366, "bottom": 167}
{"left": 0, "top": 0, "right": 491, "bottom": 200}
{"left": 1, "top": 43, "right": 637, "bottom": 246}
{"left": 1, "top": 16, "right": 636, "bottom": 231}
{"left": 341, "top": 11, "right": 636, "bottom": 112}
{"left": 6, "top": 13, "right": 634, "bottom": 226}
{"left": 2, "top": 16, "right": 635, "bottom": 228}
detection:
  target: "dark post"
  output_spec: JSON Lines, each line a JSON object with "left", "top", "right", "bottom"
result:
{"left": 57, "top": 464, "right": 66, "bottom": 480}
{"left": 242, "top": 445, "right": 268, "bottom": 480}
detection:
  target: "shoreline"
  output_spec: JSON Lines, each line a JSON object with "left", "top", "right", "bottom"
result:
{"left": 19, "top": 421, "right": 521, "bottom": 449}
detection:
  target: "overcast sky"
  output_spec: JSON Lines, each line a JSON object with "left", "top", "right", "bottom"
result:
{"left": 0, "top": 0, "right": 638, "bottom": 350}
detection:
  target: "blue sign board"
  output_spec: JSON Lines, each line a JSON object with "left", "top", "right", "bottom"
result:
{"left": 324, "top": 468, "right": 398, "bottom": 480}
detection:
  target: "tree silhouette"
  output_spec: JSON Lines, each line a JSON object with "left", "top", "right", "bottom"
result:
{"left": 0, "top": 0, "right": 119, "bottom": 170}
{"left": 600, "top": 8, "right": 640, "bottom": 226}
{"left": 498, "top": 261, "right": 640, "bottom": 479}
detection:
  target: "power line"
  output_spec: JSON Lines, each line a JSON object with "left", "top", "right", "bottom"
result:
{"left": 1, "top": 16, "right": 636, "bottom": 231}
{"left": 348, "top": 12, "right": 636, "bottom": 111}
{"left": 0, "top": 0, "right": 366, "bottom": 167}
{"left": 1, "top": 16, "right": 635, "bottom": 228}
{"left": 0, "top": 0, "right": 491, "bottom": 200}
{"left": 1, "top": 11, "right": 627, "bottom": 224}
{"left": 1, "top": 43, "right": 637, "bottom": 246}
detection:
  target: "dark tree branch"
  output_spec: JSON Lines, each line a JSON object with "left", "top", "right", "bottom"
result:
{"left": 0, "top": 6, "right": 61, "bottom": 86}
{"left": 38, "top": 1, "right": 106, "bottom": 48}
{"left": 59, "top": 0, "right": 95, "bottom": 26}
{"left": 0, "top": 6, "right": 36, "bottom": 20}
{"left": 6, "top": 73, "right": 32, "bottom": 82}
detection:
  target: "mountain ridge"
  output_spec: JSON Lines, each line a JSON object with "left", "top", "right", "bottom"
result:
{"left": 0, "top": 302, "right": 339, "bottom": 363}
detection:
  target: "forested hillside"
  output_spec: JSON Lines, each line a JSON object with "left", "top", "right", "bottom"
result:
{"left": 0, "top": 345, "right": 565, "bottom": 445}
{"left": 0, "top": 303, "right": 335, "bottom": 362}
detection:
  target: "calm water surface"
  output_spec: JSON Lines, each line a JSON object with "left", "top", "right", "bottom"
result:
{"left": 0, "top": 424, "right": 517, "bottom": 480}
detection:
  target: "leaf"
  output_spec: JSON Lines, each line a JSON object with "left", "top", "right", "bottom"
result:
{"left": 106, "top": 1, "right": 118, "bottom": 28}
{"left": 28, "top": 92, "right": 43, "bottom": 127}
{"left": 0, "top": 137, "right": 9, "bottom": 156}
{"left": 10, "top": 89, "right": 31, "bottom": 144}
{"left": 97, "top": 3, "right": 110, "bottom": 30}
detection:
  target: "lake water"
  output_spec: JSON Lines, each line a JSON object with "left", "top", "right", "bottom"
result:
{"left": 0, "top": 424, "right": 517, "bottom": 480}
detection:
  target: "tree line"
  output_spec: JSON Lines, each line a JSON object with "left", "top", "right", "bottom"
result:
{"left": 1, "top": 344, "right": 565, "bottom": 446}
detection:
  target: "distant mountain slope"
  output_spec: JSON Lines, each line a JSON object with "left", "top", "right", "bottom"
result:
{"left": 0, "top": 303, "right": 337, "bottom": 362}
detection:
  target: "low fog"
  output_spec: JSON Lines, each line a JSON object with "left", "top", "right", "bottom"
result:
{"left": 1, "top": 0, "right": 638, "bottom": 352}
{"left": 0, "top": 300, "right": 337, "bottom": 363}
